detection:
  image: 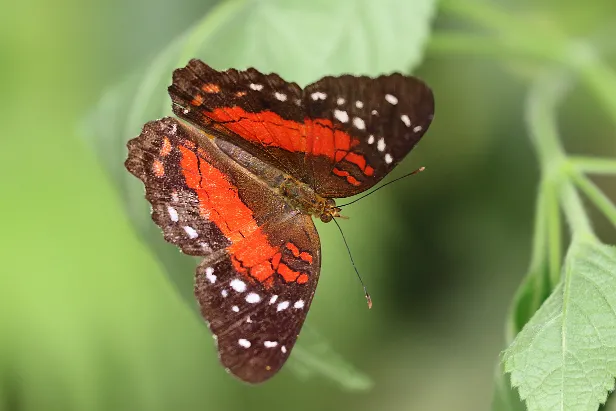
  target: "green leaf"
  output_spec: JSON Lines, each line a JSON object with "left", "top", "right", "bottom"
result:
{"left": 493, "top": 186, "right": 551, "bottom": 411}
{"left": 83, "top": 0, "right": 439, "bottom": 389}
{"left": 195, "top": 0, "right": 437, "bottom": 86}
{"left": 505, "top": 185, "right": 553, "bottom": 343}
{"left": 492, "top": 363, "right": 527, "bottom": 411}
{"left": 503, "top": 239, "right": 616, "bottom": 411}
{"left": 83, "top": 0, "right": 437, "bottom": 298}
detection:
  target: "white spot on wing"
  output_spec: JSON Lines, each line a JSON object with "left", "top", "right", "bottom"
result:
{"left": 269, "top": 295, "right": 278, "bottom": 304}
{"left": 238, "top": 339, "right": 251, "bottom": 348}
{"left": 367, "top": 135, "right": 375, "bottom": 144}
{"left": 377, "top": 138, "right": 386, "bottom": 152}
{"left": 205, "top": 267, "right": 216, "bottom": 283}
{"left": 230, "top": 279, "right": 246, "bottom": 293}
{"left": 171, "top": 123, "right": 177, "bottom": 134}
{"left": 311, "top": 92, "right": 327, "bottom": 100}
{"left": 277, "top": 301, "right": 290, "bottom": 311}
{"left": 221, "top": 289, "right": 228, "bottom": 298}
{"left": 281, "top": 346, "right": 287, "bottom": 354}
{"left": 249, "top": 83, "right": 263, "bottom": 91}
{"left": 294, "top": 300, "right": 305, "bottom": 309}
{"left": 385, "top": 153, "right": 393, "bottom": 164}
{"left": 264, "top": 341, "right": 278, "bottom": 348}
{"left": 246, "top": 293, "right": 261, "bottom": 303}
{"left": 274, "top": 92, "right": 287, "bottom": 101}
{"left": 355, "top": 101, "right": 363, "bottom": 108}
{"left": 167, "top": 206, "right": 179, "bottom": 222}
{"left": 171, "top": 192, "right": 179, "bottom": 202}
{"left": 334, "top": 109, "right": 349, "bottom": 123}
{"left": 352, "top": 117, "right": 366, "bottom": 130}
{"left": 246, "top": 316, "right": 252, "bottom": 323}
{"left": 337, "top": 97, "right": 345, "bottom": 105}
{"left": 401, "top": 114, "right": 411, "bottom": 127}
{"left": 183, "top": 108, "right": 189, "bottom": 114}
{"left": 413, "top": 125, "right": 423, "bottom": 133}
{"left": 183, "top": 226, "right": 198, "bottom": 239}
{"left": 232, "top": 306, "right": 239, "bottom": 312}
{"left": 371, "top": 109, "right": 378, "bottom": 115}
{"left": 385, "top": 94, "right": 398, "bottom": 105}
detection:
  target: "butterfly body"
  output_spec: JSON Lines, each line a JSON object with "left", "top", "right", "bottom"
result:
{"left": 125, "top": 59, "right": 434, "bottom": 383}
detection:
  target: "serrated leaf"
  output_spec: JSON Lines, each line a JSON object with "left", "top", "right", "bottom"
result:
{"left": 492, "top": 362, "right": 527, "bottom": 411}
{"left": 503, "top": 240, "right": 616, "bottom": 411}
{"left": 493, "top": 186, "right": 552, "bottom": 411}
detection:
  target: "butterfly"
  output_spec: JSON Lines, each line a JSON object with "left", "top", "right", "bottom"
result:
{"left": 125, "top": 59, "right": 434, "bottom": 383}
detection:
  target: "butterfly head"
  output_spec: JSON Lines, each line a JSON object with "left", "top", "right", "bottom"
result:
{"left": 319, "top": 198, "right": 345, "bottom": 223}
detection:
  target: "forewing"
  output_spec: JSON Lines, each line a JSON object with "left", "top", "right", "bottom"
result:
{"left": 125, "top": 117, "right": 321, "bottom": 383}
{"left": 169, "top": 59, "right": 313, "bottom": 183}
{"left": 125, "top": 117, "right": 232, "bottom": 255}
{"left": 302, "top": 74, "right": 434, "bottom": 197}
{"left": 168, "top": 60, "right": 435, "bottom": 199}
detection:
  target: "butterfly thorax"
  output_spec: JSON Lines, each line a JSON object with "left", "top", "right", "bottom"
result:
{"left": 212, "top": 136, "right": 341, "bottom": 223}
{"left": 278, "top": 178, "right": 341, "bottom": 223}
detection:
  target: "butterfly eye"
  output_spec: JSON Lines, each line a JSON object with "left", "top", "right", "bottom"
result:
{"left": 320, "top": 214, "right": 333, "bottom": 223}
{"left": 325, "top": 198, "right": 336, "bottom": 208}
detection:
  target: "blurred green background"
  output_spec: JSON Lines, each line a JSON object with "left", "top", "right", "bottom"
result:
{"left": 2, "top": 0, "right": 615, "bottom": 410}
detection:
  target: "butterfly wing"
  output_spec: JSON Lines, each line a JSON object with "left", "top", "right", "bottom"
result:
{"left": 195, "top": 213, "right": 320, "bottom": 383}
{"left": 125, "top": 117, "right": 321, "bottom": 383}
{"left": 302, "top": 73, "right": 435, "bottom": 198}
{"left": 169, "top": 59, "right": 312, "bottom": 184}
{"left": 168, "top": 59, "right": 434, "bottom": 199}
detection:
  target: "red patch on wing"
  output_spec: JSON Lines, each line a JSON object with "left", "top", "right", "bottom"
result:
{"left": 286, "top": 242, "right": 313, "bottom": 263}
{"left": 277, "top": 263, "right": 300, "bottom": 282}
{"left": 177, "top": 143, "right": 310, "bottom": 286}
{"left": 299, "top": 252, "right": 313, "bottom": 264}
{"left": 286, "top": 242, "right": 300, "bottom": 257}
{"left": 204, "top": 107, "right": 374, "bottom": 178}
{"left": 332, "top": 167, "right": 361, "bottom": 186}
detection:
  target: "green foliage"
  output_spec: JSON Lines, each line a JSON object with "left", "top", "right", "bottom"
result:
{"left": 504, "top": 239, "right": 616, "bottom": 411}
{"left": 85, "top": 0, "right": 437, "bottom": 391}
{"left": 430, "top": 2, "right": 616, "bottom": 410}
{"left": 83, "top": 0, "right": 616, "bottom": 405}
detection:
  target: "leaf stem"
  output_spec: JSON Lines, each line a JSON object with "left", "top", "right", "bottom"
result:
{"left": 545, "top": 179, "right": 563, "bottom": 287}
{"left": 505, "top": 183, "right": 550, "bottom": 343}
{"left": 560, "top": 181, "right": 595, "bottom": 240}
{"left": 427, "top": 34, "right": 564, "bottom": 64}
{"left": 438, "top": 0, "right": 616, "bottom": 131}
{"left": 571, "top": 156, "right": 616, "bottom": 175}
{"left": 569, "top": 170, "right": 616, "bottom": 228}
{"left": 525, "top": 72, "right": 568, "bottom": 170}
{"left": 575, "top": 57, "right": 616, "bottom": 128}
{"left": 438, "top": 0, "right": 548, "bottom": 39}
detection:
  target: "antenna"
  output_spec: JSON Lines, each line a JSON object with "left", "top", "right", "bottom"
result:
{"left": 338, "top": 166, "right": 425, "bottom": 208}
{"left": 333, "top": 218, "right": 372, "bottom": 309}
